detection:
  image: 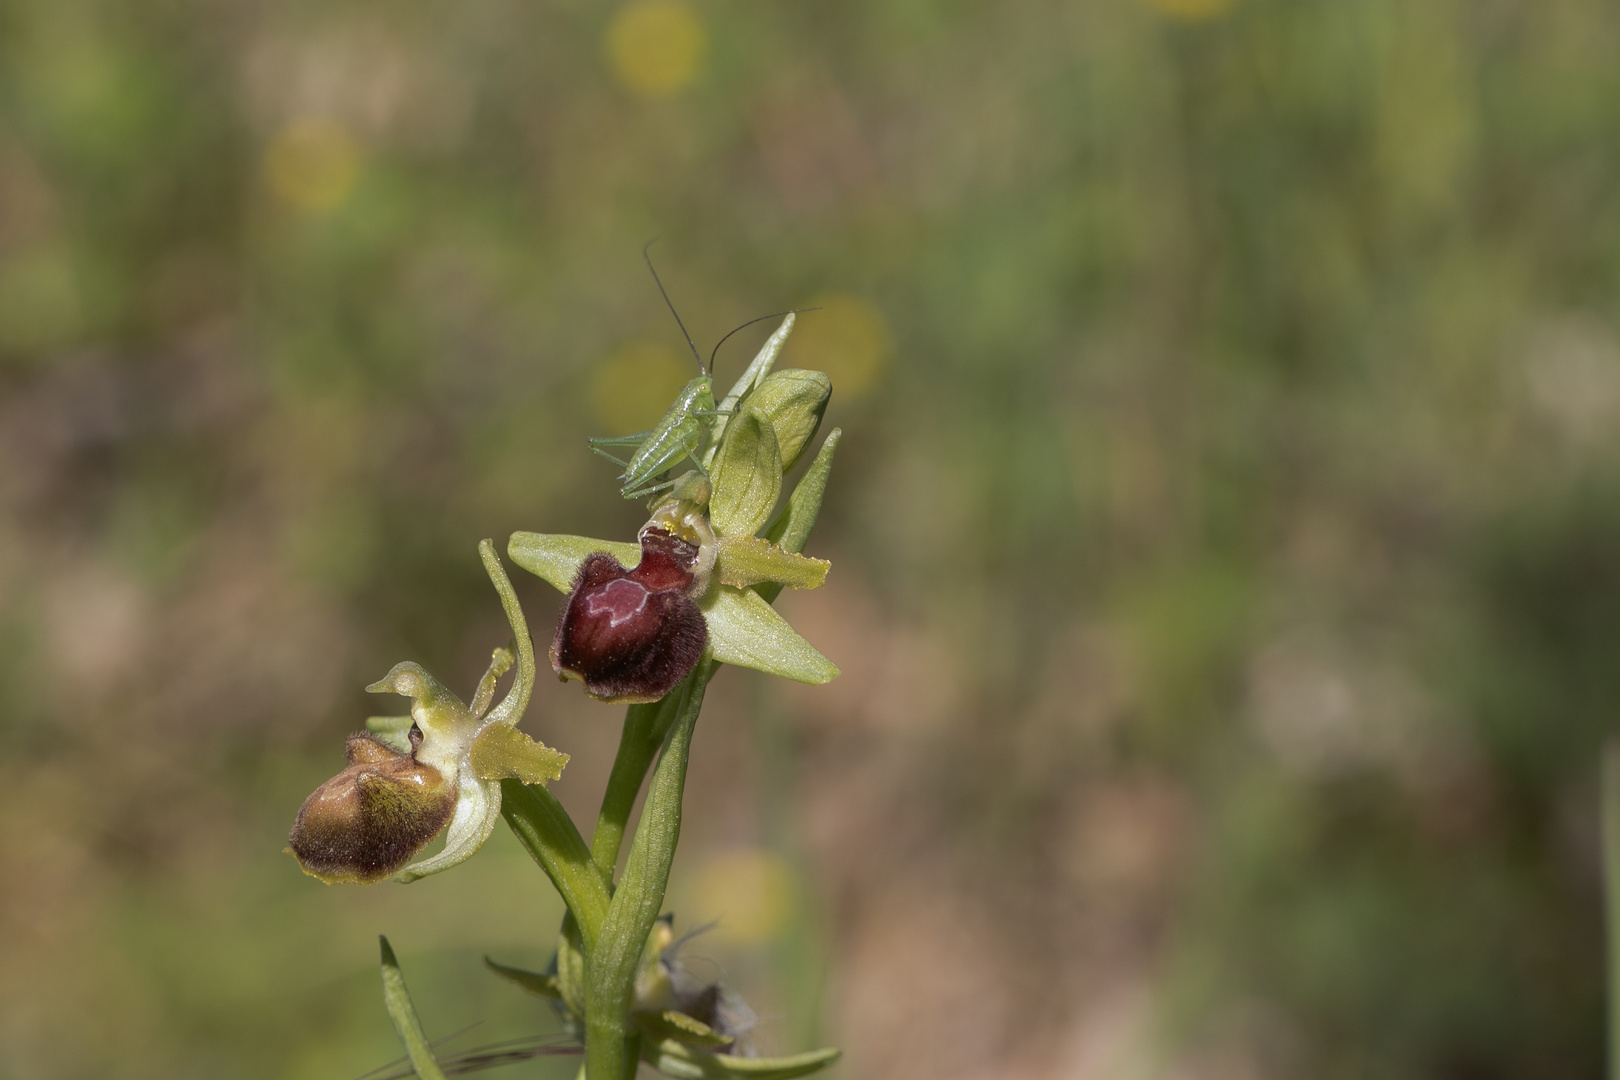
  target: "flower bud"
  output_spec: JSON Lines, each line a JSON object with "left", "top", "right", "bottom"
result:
{"left": 550, "top": 527, "right": 708, "bottom": 703}
{"left": 288, "top": 730, "right": 456, "bottom": 885}
{"left": 708, "top": 406, "right": 782, "bottom": 537}
{"left": 745, "top": 368, "right": 830, "bottom": 471}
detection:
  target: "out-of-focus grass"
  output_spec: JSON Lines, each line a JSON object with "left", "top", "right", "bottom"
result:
{"left": 1, "top": 0, "right": 1617, "bottom": 1077}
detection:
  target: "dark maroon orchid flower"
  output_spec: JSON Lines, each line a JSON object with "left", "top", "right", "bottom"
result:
{"left": 550, "top": 527, "right": 709, "bottom": 703}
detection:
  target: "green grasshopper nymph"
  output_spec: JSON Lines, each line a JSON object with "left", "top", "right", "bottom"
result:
{"left": 588, "top": 246, "right": 807, "bottom": 501}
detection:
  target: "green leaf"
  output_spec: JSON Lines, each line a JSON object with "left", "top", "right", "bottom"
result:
{"left": 633, "top": 1010, "right": 734, "bottom": 1051}
{"left": 484, "top": 956, "right": 564, "bottom": 1000}
{"left": 508, "top": 532, "right": 640, "bottom": 592}
{"left": 709, "top": 406, "right": 782, "bottom": 538}
{"left": 701, "top": 586, "right": 838, "bottom": 684}
{"left": 379, "top": 936, "right": 449, "bottom": 1080}
{"left": 714, "top": 534, "right": 828, "bottom": 591}
{"left": 643, "top": 1040, "right": 841, "bottom": 1080}
{"left": 470, "top": 724, "right": 569, "bottom": 784}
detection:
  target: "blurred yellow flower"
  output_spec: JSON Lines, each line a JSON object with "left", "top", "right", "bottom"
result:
{"left": 690, "top": 848, "right": 796, "bottom": 944}
{"left": 605, "top": 0, "right": 707, "bottom": 99}
{"left": 265, "top": 117, "right": 361, "bottom": 212}
{"left": 1140, "top": 0, "right": 1236, "bottom": 19}
{"left": 789, "top": 292, "right": 892, "bottom": 402}
{"left": 591, "top": 340, "right": 696, "bottom": 433}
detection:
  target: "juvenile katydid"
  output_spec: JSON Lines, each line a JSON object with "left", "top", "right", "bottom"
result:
{"left": 588, "top": 245, "right": 809, "bottom": 500}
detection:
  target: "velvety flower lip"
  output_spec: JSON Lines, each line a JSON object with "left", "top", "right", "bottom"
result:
{"left": 288, "top": 728, "right": 456, "bottom": 884}
{"left": 550, "top": 526, "right": 709, "bottom": 704}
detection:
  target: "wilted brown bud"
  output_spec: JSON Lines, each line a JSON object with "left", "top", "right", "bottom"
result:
{"left": 550, "top": 527, "right": 708, "bottom": 703}
{"left": 288, "top": 731, "right": 456, "bottom": 884}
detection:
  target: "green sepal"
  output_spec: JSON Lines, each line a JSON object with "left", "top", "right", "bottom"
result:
{"left": 708, "top": 406, "right": 782, "bottom": 538}
{"left": 743, "top": 369, "right": 830, "bottom": 471}
{"left": 765, "top": 428, "right": 840, "bottom": 557}
{"left": 365, "top": 715, "right": 414, "bottom": 754}
{"left": 704, "top": 585, "right": 838, "bottom": 685}
{"left": 758, "top": 429, "right": 840, "bottom": 605}
{"left": 508, "top": 532, "right": 639, "bottom": 592}
{"left": 470, "top": 724, "right": 569, "bottom": 785}
{"left": 642, "top": 1039, "right": 841, "bottom": 1080}
{"left": 484, "top": 956, "right": 564, "bottom": 1000}
{"left": 706, "top": 314, "right": 796, "bottom": 465}
{"left": 633, "top": 1010, "right": 734, "bottom": 1051}
{"left": 379, "top": 936, "right": 449, "bottom": 1080}
{"left": 715, "top": 534, "right": 828, "bottom": 591}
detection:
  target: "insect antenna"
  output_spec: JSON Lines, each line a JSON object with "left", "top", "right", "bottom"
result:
{"left": 643, "top": 239, "right": 706, "bottom": 375}
{"left": 707, "top": 307, "right": 821, "bottom": 373}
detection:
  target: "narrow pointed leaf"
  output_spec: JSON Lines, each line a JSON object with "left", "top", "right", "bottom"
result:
{"left": 484, "top": 957, "right": 564, "bottom": 1000}
{"left": 379, "top": 936, "right": 449, "bottom": 1080}
{"left": 702, "top": 586, "right": 838, "bottom": 684}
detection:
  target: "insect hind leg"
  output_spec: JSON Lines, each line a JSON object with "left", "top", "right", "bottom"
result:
{"left": 590, "top": 445, "right": 634, "bottom": 469}
{"left": 587, "top": 430, "right": 654, "bottom": 447}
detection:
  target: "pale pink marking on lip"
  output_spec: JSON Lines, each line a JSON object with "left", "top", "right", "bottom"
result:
{"left": 587, "top": 577, "right": 650, "bottom": 627}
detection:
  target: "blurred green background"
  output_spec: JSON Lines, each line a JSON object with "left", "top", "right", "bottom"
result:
{"left": 1, "top": 0, "right": 1615, "bottom": 1076}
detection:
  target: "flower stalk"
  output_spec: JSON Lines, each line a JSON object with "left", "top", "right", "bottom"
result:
{"left": 294, "top": 312, "right": 844, "bottom": 1080}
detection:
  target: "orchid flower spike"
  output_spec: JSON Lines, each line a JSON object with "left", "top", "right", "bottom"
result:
{"left": 288, "top": 540, "right": 568, "bottom": 884}
{"left": 515, "top": 317, "right": 844, "bottom": 703}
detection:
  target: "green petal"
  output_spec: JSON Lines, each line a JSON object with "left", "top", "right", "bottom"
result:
{"left": 470, "top": 724, "right": 569, "bottom": 785}
{"left": 714, "top": 534, "right": 828, "bottom": 591}
{"left": 643, "top": 1039, "right": 840, "bottom": 1080}
{"left": 701, "top": 585, "right": 838, "bottom": 684}
{"left": 508, "top": 532, "right": 640, "bottom": 592}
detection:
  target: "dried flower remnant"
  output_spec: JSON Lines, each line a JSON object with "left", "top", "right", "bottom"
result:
{"left": 289, "top": 540, "right": 568, "bottom": 885}
{"left": 552, "top": 524, "right": 709, "bottom": 704}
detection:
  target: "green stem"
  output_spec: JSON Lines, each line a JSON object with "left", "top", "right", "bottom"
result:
{"left": 500, "top": 779, "right": 612, "bottom": 951}
{"left": 585, "top": 660, "right": 714, "bottom": 1080}
{"left": 590, "top": 689, "right": 683, "bottom": 876}
{"left": 1604, "top": 737, "right": 1620, "bottom": 1080}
